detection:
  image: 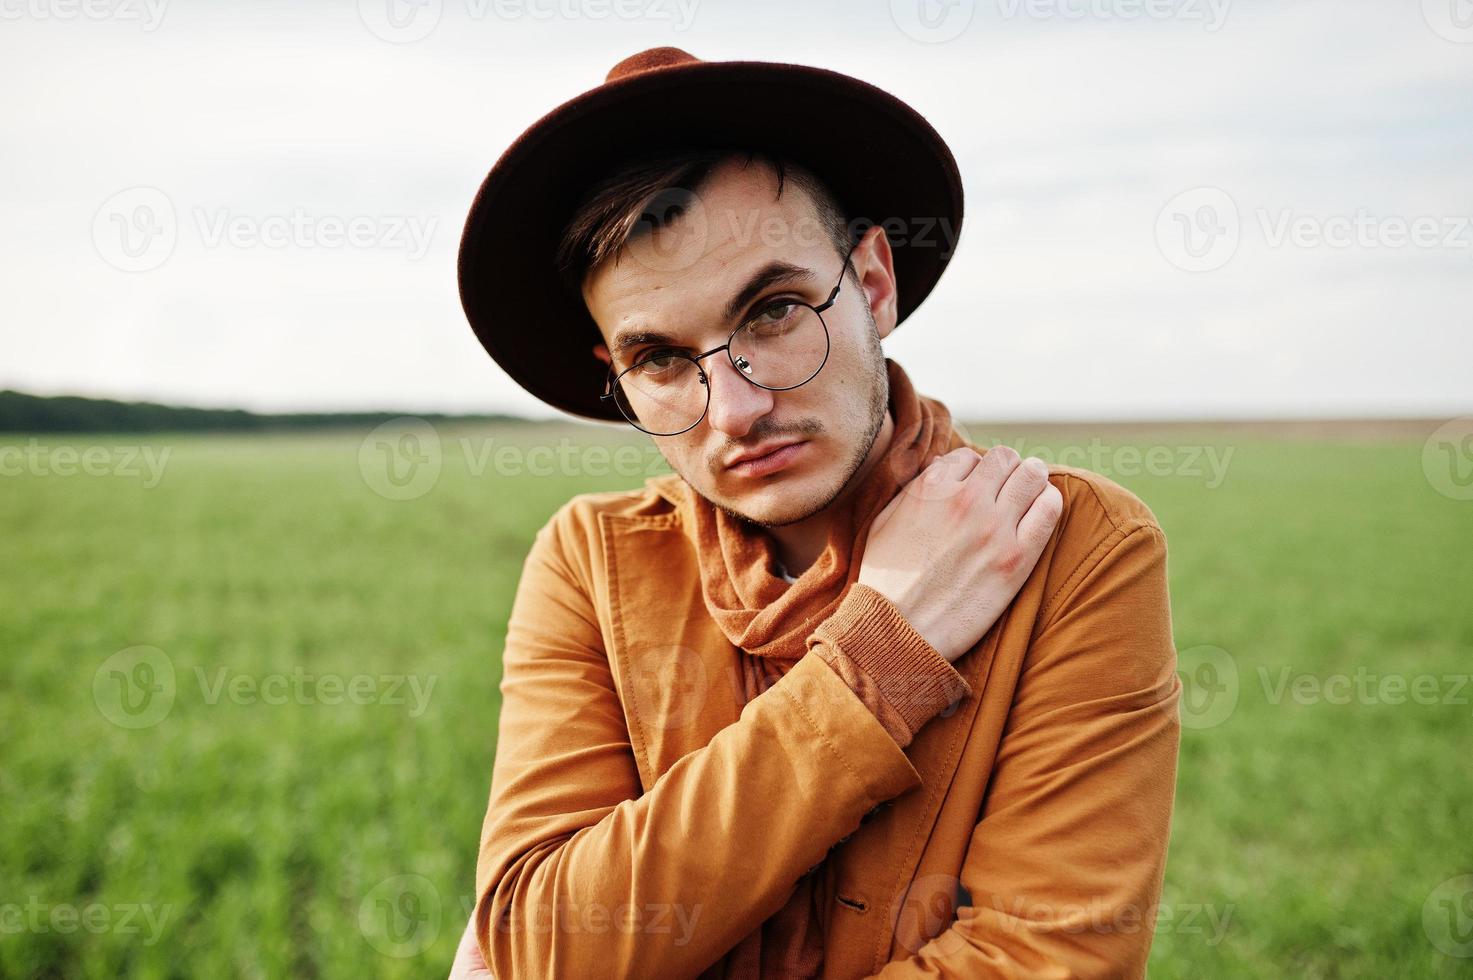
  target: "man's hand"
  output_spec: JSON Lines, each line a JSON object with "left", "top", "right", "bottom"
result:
{"left": 447, "top": 913, "right": 493, "bottom": 979}
{"left": 859, "top": 445, "right": 1062, "bottom": 663}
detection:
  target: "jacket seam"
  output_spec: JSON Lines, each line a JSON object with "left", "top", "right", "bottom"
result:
{"left": 777, "top": 666, "right": 875, "bottom": 802}
{"left": 1063, "top": 470, "right": 1150, "bottom": 539}
{"left": 1038, "top": 521, "right": 1158, "bottom": 635}
{"left": 598, "top": 511, "right": 653, "bottom": 789}
{"left": 541, "top": 506, "right": 604, "bottom": 634}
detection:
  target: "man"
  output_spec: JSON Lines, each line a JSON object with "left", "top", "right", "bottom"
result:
{"left": 449, "top": 47, "right": 1180, "bottom": 979}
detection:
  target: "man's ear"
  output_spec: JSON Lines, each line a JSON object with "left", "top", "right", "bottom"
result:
{"left": 854, "top": 225, "right": 899, "bottom": 341}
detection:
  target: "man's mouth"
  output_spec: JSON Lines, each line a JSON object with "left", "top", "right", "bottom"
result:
{"left": 725, "top": 440, "right": 809, "bottom": 478}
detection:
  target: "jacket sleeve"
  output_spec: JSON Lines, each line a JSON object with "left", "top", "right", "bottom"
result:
{"left": 871, "top": 522, "right": 1182, "bottom": 980}
{"left": 811, "top": 585, "right": 973, "bottom": 750}
{"left": 472, "top": 508, "right": 965, "bottom": 978}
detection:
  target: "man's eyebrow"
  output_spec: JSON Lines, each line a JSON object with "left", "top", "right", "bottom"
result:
{"left": 609, "top": 260, "right": 816, "bottom": 357}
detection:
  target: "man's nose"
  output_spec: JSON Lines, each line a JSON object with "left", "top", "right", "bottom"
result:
{"left": 703, "top": 352, "right": 774, "bottom": 436}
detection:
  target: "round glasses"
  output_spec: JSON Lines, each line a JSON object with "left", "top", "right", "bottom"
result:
{"left": 599, "top": 248, "right": 853, "bottom": 436}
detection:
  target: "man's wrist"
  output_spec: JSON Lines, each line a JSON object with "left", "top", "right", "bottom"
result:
{"left": 808, "top": 583, "right": 973, "bottom": 745}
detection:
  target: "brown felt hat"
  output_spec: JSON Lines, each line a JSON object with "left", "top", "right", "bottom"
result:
{"left": 457, "top": 46, "right": 965, "bottom": 424}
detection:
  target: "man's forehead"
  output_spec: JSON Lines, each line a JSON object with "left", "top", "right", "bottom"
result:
{"left": 591, "top": 164, "right": 820, "bottom": 278}
{"left": 585, "top": 160, "right": 835, "bottom": 347}
{"left": 697, "top": 154, "right": 819, "bottom": 232}
{"left": 600, "top": 253, "right": 819, "bottom": 357}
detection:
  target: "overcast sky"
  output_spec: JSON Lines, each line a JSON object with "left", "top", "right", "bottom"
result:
{"left": 2, "top": 0, "right": 1470, "bottom": 421}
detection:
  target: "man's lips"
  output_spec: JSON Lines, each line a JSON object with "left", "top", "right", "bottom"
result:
{"left": 724, "top": 439, "right": 808, "bottom": 477}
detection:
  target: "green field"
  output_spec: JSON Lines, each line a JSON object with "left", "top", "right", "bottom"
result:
{"left": 2, "top": 422, "right": 1470, "bottom": 978}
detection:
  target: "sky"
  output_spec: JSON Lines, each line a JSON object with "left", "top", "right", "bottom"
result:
{"left": 2, "top": 0, "right": 1470, "bottom": 422}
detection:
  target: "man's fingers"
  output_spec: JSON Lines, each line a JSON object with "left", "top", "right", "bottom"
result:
{"left": 937, "top": 445, "right": 983, "bottom": 481}
{"left": 968, "top": 444, "right": 1021, "bottom": 499}
{"left": 1018, "top": 481, "right": 1064, "bottom": 551}
{"left": 996, "top": 455, "right": 1049, "bottom": 520}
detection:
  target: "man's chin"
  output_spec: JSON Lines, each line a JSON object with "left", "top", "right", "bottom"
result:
{"left": 703, "top": 472, "right": 837, "bottom": 528}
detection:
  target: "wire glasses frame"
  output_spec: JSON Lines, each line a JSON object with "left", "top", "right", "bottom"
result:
{"left": 599, "top": 243, "right": 859, "bottom": 436}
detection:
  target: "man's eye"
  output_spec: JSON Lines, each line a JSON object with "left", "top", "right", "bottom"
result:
{"left": 746, "top": 302, "right": 800, "bottom": 334}
{"left": 633, "top": 350, "right": 685, "bottom": 376}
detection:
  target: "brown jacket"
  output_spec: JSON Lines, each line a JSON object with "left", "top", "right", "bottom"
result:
{"left": 472, "top": 371, "right": 1181, "bottom": 979}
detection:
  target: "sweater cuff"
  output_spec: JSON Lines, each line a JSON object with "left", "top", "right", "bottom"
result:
{"left": 807, "top": 583, "right": 973, "bottom": 747}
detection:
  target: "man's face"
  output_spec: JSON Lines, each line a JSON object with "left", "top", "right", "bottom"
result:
{"left": 584, "top": 157, "right": 901, "bottom": 527}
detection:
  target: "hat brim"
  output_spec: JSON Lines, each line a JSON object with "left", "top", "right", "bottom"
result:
{"left": 457, "top": 58, "right": 964, "bottom": 423}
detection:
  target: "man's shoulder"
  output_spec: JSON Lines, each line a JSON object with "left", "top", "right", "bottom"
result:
{"left": 1035, "top": 462, "right": 1169, "bottom": 622}
{"left": 962, "top": 444, "right": 1162, "bottom": 540}
{"left": 1046, "top": 462, "right": 1165, "bottom": 543}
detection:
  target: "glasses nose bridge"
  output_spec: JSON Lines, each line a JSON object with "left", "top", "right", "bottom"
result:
{"left": 692, "top": 341, "right": 760, "bottom": 389}
{"left": 691, "top": 343, "right": 729, "bottom": 367}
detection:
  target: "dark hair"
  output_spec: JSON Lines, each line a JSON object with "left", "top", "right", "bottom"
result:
{"left": 554, "top": 147, "right": 852, "bottom": 293}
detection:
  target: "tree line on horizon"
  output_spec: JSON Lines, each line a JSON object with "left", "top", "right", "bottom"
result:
{"left": 0, "top": 390, "right": 527, "bottom": 433}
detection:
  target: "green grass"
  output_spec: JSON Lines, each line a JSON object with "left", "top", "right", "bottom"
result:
{"left": 1, "top": 423, "right": 1470, "bottom": 978}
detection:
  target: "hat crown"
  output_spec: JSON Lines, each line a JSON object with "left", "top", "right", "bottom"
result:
{"left": 605, "top": 46, "right": 702, "bottom": 83}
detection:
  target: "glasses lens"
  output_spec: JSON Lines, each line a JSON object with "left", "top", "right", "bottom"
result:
{"left": 728, "top": 303, "right": 829, "bottom": 389}
{"left": 613, "top": 353, "right": 708, "bottom": 435}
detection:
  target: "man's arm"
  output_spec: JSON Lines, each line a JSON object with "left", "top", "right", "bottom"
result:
{"left": 871, "top": 522, "right": 1181, "bottom": 979}
{"left": 470, "top": 504, "right": 965, "bottom": 978}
